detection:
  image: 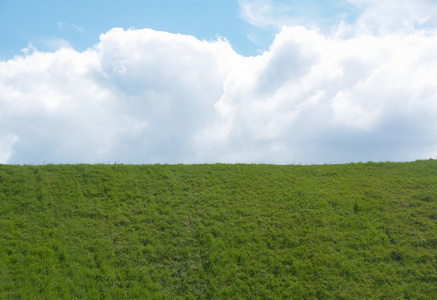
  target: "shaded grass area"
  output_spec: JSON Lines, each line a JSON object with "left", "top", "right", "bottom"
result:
{"left": 1, "top": 161, "right": 436, "bottom": 299}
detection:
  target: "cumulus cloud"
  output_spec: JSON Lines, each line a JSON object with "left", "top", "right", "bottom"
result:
{"left": 1, "top": 0, "right": 437, "bottom": 164}
{"left": 0, "top": 29, "right": 237, "bottom": 164}
{"left": 208, "top": 25, "right": 437, "bottom": 163}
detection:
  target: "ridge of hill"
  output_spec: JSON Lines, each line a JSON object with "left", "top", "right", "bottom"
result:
{"left": 1, "top": 161, "right": 436, "bottom": 298}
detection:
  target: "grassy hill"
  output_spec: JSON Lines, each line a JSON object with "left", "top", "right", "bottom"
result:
{"left": 1, "top": 161, "right": 436, "bottom": 299}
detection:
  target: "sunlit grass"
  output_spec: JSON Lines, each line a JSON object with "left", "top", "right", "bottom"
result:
{"left": 1, "top": 161, "right": 436, "bottom": 298}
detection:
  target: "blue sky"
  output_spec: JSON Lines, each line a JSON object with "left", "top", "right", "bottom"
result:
{"left": 1, "top": 0, "right": 437, "bottom": 164}
{"left": 0, "top": 0, "right": 361, "bottom": 59}
{"left": 1, "top": 0, "right": 256, "bottom": 59}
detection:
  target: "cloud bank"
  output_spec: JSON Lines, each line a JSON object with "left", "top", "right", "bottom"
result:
{"left": 1, "top": 1, "right": 437, "bottom": 164}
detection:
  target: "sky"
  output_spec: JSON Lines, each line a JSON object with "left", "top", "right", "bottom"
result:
{"left": 1, "top": 0, "right": 437, "bottom": 164}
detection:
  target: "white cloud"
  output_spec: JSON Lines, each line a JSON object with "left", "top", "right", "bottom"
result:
{"left": 0, "top": 133, "right": 19, "bottom": 164}
{"left": 1, "top": 1, "right": 437, "bottom": 164}
{"left": 238, "top": 0, "right": 360, "bottom": 31}
{"left": 72, "top": 24, "right": 85, "bottom": 32}
{"left": 0, "top": 29, "right": 238, "bottom": 163}
{"left": 239, "top": 0, "right": 437, "bottom": 37}
{"left": 58, "top": 22, "right": 85, "bottom": 32}
{"left": 346, "top": 0, "right": 437, "bottom": 32}
{"left": 206, "top": 25, "right": 437, "bottom": 163}
{"left": 239, "top": 0, "right": 289, "bottom": 29}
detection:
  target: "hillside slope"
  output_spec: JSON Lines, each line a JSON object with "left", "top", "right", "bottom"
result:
{"left": 1, "top": 161, "right": 436, "bottom": 298}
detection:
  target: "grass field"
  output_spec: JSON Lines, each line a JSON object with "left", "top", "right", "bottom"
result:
{"left": 1, "top": 161, "right": 436, "bottom": 299}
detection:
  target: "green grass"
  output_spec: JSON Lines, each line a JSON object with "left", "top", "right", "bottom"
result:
{"left": 1, "top": 161, "right": 436, "bottom": 299}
